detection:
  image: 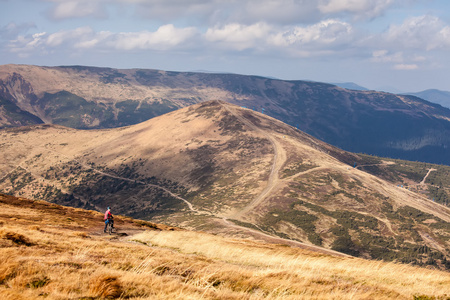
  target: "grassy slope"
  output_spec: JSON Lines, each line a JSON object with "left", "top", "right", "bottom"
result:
{"left": 1, "top": 64, "right": 449, "bottom": 165}
{"left": 1, "top": 193, "right": 450, "bottom": 300}
{"left": 1, "top": 101, "right": 450, "bottom": 270}
{"left": 355, "top": 154, "right": 450, "bottom": 206}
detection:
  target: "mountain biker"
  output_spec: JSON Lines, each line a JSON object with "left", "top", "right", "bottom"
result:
{"left": 104, "top": 206, "right": 114, "bottom": 233}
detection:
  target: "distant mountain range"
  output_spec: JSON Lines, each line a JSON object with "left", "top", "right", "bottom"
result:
{"left": 334, "top": 83, "right": 450, "bottom": 110}
{"left": 332, "top": 82, "right": 369, "bottom": 91}
{"left": 1, "top": 64, "right": 449, "bottom": 165}
{"left": 405, "top": 89, "right": 450, "bottom": 109}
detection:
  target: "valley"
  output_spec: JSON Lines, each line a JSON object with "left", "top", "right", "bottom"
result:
{"left": 2, "top": 1, "right": 450, "bottom": 298}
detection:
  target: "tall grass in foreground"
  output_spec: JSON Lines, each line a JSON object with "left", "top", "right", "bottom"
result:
{"left": 0, "top": 195, "right": 449, "bottom": 299}
{"left": 132, "top": 230, "right": 450, "bottom": 299}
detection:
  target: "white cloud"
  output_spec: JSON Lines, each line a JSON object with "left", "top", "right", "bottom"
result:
{"left": 112, "top": 24, "right": 198, "bottom": 50}
{"left": 236, "top": 0, "right": 321, "bottom": 25}
{"left": 6, "top": 19, "right": 358, "bottom": 59}
{"left": 128, "top": 0, "right": 403, "bottom": 25}
{"left": 47, "top": 26, "right": 94, "bottom": 47}
{"left": 75, "top": 31, "right": 113, "bottom": 49}
{"left": 204, "top": 23, "right": 271, "bottom": 51}
{"left": 47, "top": 0, "right": 107, "bottom": 19}
{"left": 29, "top": 32, "right": 47, "bottom": 47}
{"left": 8, "top": 25, "right": 198, "bottom": 54}
{"left": 41, "top": 0, "right": 398, "bottom": 25}
{"left": 372, "top": 49, "right": 388, "bottom": 58}
{"left": 271, "top": 19, "right": 353, "bottom": 47}
{"left": 360, "top": 14, "right": 450, "bottom": 70}
{"left": 8, "top": 32, "right": 47, "bottom": 56}
{"left": 132, "top": 0, "right": 217, "bottom": 23}
{"left": 371, "top": 50, "right": 423, "bottom": 70}
{"left": 384, "top": 15, "right": 450, "bottom": 50}
{"left": 204, "top": 19, "right": 357, "bottom": 57}
{"left": 318, "top": 0, "right": 394, "bottom": 19}
{"left": 5, "top": 2, "right": 450, "bottom": 71}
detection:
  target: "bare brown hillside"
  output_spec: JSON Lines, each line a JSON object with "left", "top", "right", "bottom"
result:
{"left": 0, "top": 64, "right": 231, "bottom": 104}
{"left": 0, "top": 100, "right": 449, "bottom": 268}
{"left": 1, "top": 64, "right": 450, "bottom": 165}
{"left": 2, "top": 193, "right": 450, "bottom": 299}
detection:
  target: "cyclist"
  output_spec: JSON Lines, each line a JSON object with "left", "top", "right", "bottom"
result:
{"left": 104, "top": 206, "right": 114, "bottom": 233}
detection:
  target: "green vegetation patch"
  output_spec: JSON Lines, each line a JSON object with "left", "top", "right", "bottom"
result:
{"left": 0, "top": 97, "right": 43, "bottom": 128}
{"left": 100, "top": 70, "right": 127, "bottom": 84}
{"left": 114, "top": 99, "right": 178, "bottom": 127}
{"left": 192, "top": 101, "right": 222, "bottom": 119}
{"left": 268, "top": 199, "right": 450, "bottom": 268}
{"left": 330, "top": 234, "right": 359, "bottom": 257}
{"left": 0, "top": 167, "right": 35, "bottom": 194}
{"left": 323, "top": 190, "right": 365, "bottom": 204}
{"left": 357, "top": 154, "right": 450, "bottom": 207}
{"left": 218, "top": 112, "right": 245, "bottom": 134}
{"left": 263, "top": 206, "right": 322, "bottom": 246}
{"left": 228, "top": 219, "right": 262, "bottom": 232}
{"left": 37, "top": 91, "right": 114, "bottom": 129}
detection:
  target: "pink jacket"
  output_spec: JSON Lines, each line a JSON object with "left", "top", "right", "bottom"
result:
{"left": 104, "top": 210, "right": 112, "bottom": 220}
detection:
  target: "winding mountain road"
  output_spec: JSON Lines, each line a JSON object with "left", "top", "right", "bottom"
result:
{"left": 42, "top": 146, "right": 211, "bottom": 215}
{"left": 12, "top": 106, "right": 346, "bottom": 257}
{"left": 220, "top": 103, "right": 287, "bottom": 220}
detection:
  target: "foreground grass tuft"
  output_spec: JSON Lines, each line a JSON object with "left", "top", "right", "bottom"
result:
{"left": 89, "top": 274, "right": 122, "bottom": 299}
{"left": 0, "top": 230, "right": 33, "bottom": 246}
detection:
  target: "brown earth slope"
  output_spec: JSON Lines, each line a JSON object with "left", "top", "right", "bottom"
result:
{"left": 0, "top": 100, "right": 449, "bottom": 268}
{"left": 2, "top": 193, "right": 450, "bottom": 299}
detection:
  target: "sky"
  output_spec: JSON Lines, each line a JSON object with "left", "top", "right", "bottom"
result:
{"left": 1, "top": 0, "right": 450, "bottom": 93}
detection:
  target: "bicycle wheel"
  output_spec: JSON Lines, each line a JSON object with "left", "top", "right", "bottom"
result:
{"left": 108, "top": 222, "right": 113, "bottom": 235}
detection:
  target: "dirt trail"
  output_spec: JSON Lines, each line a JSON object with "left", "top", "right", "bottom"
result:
{"left": 32, "top": 107, "right": 347, "bottom": 257}
{"left": 1, "top": 149, "right": 101, "bottom": 211}
{"left": 58, "top": 151, "right": 346, "bottom": 256}
{"left": 220, "top": 103, "right": 287, "bottom": 220}
{"left": 419, "top": 232, "right": 448, "bottom": 256}
{"left": 420, "top": 168, "right": 436, "bottom": 185}
{"left": 221, "top": 218, "right": 351, "bottom": 257}
{"left": 42, "top": 146, "right": 212, "bottom": 215}
{"left": 211, "top": 104, "right": 351, "bottom": 257}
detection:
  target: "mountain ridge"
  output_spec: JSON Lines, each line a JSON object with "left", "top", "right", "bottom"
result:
{"left": 406, "top": 89, "right": 450, "bottom": 109}
{"left": 1, "top": 64, "right": 449, "bottom": 165}
{"left": 331, "top": 82, "right": 369, "bottom": 91}
{"left": 1, "top": 100, "right": 449, "bottom": 269}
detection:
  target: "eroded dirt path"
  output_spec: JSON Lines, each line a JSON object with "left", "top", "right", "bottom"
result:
{"left": 220, "top": 103, "right": 287, "bottom": 220}
{"left": 55, "top": 150, "right": 347, "bottom": 256}
{"left": 420, "top": 168, "right": 436, "bottom": 185}
{"left": 221, "top": 218, "right": 351, "bottom": 257}
{"left": 42, "top": 146, "right": 211, "bottom": 215}
{"left": 14, "top": 109, "right": 347, "bottom": 258}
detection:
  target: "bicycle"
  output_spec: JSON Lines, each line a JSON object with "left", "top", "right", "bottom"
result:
{"left": 106, "top": 219, "right": 114, "bottom": 235}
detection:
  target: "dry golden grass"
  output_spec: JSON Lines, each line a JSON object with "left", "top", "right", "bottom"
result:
{"left": 2, "top": 99, "right": 450, "bottom": 265}
{"left": 1, "top": 193, "right": 449, "bottom": 300}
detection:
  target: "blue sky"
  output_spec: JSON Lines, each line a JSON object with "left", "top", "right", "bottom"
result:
{"left": 1, "top": 0, "right": 450, "bottom": 93}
